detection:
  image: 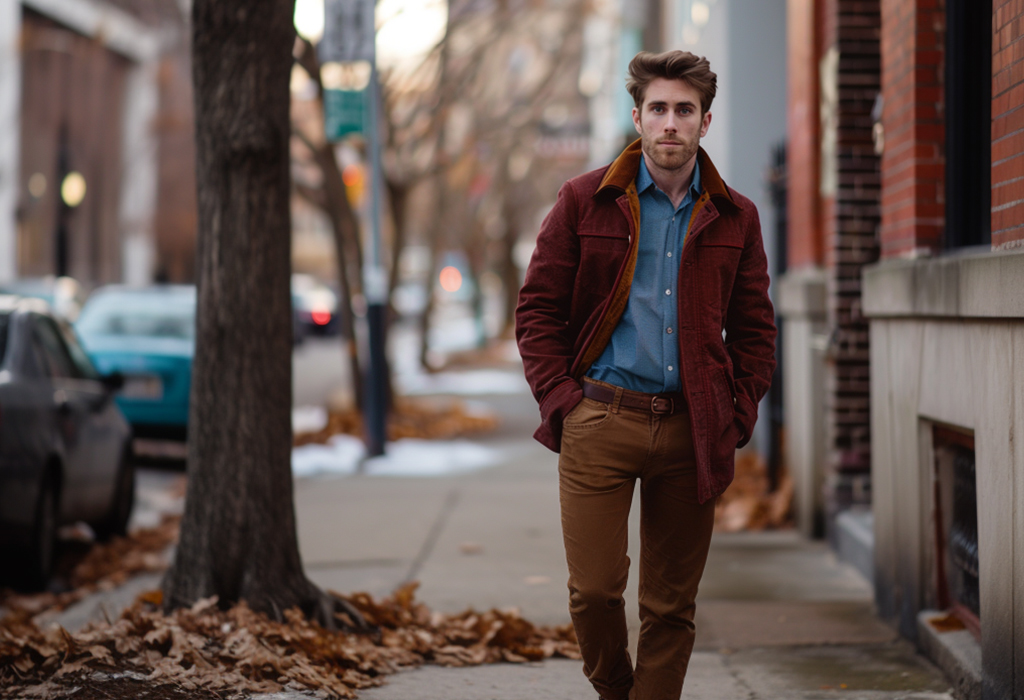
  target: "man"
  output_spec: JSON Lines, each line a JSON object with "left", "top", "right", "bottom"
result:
{"left": 515, "top": 51, "right": 776, "bottom": 700}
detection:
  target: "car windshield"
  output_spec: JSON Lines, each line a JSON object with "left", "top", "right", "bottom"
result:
{"left": 77, "top": 294, "right": 195, "bottom": 340}
{"left": 0, "top": 312, "right": 8, "bottom": 363}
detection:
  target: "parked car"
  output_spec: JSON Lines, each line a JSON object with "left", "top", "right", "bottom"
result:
{"left": 0, "top": 276, "right": 87, "bottom": 321}
{"left": 0, "top": 295, "right": 133, "bottom": 588}
{"left": 292, "top": 274, "right": 341, "bottom": 337}
{"left": 75, "top": 285, "right": 195, "bottom": 440}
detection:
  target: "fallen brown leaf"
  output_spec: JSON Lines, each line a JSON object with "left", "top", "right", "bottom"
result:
{"left": 1, "top": 583, "right": 579, "bottom": 699}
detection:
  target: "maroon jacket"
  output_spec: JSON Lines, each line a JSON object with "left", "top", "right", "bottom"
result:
{"left": 515, "top": 140, "right": 776, "bottom": 503}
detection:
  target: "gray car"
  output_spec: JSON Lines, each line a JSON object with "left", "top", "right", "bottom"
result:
{"left": 0, "top": 296, "right": 133, "bottom": 589}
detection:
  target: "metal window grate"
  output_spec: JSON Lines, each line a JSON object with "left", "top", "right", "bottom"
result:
{"left": 949, "top": 448, "right": 980, "bottom": 618}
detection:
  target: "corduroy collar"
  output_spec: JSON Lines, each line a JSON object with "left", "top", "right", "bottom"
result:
{"left": 596, "top": 138, "right": 739, "bottom": 209}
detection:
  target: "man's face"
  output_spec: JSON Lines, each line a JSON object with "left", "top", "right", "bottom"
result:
{"left": 632, "top": 78, "right": 712, "bottom": 172}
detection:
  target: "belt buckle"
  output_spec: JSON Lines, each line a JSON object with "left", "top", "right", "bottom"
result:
{"left": 651, "top": 396, "right": 673, "bottom": 415}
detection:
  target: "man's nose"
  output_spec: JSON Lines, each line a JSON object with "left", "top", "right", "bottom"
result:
{"left": 664, "top": 114, "right": 678, "bottom": 132}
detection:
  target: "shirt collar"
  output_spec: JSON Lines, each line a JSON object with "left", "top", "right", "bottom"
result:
{"left": 636, "top": 154, "right": 702, "bottom": 204}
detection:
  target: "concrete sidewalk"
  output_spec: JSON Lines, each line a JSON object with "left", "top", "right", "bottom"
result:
{"left": 38, "top": 388, "right": 952, "bottom": 699}
{"left": 291, "top": 391, "right": 953, "bottom": 700}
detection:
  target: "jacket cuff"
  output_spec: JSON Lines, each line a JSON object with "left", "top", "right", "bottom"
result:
{"left": 734, "top": 393, "right": 758, "bottom": 448}
{"left": 536, "top": 379, "right": 583, "bottom": 452}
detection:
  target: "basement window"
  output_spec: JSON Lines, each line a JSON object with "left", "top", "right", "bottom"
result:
{"left": 932, "top": 425, "right": 980, "bottom": 638}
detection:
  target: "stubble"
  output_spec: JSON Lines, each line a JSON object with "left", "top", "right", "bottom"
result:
{"left": 641, "top": 128, "right": 700, "bottom": 173}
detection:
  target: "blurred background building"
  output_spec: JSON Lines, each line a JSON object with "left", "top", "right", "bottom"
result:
{"left": 0, "top": 0, "right": 195, "bottom": 289}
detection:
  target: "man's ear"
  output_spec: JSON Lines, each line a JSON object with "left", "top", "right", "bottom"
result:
{"left": 700, "top": 110, "right": 712, "bottom": 138}
{"left": 632, "top": 107, "right": 642, "bottom": 135}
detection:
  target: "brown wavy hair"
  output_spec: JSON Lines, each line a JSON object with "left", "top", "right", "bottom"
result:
{"left": 626, "top": 51, "right": 717, "bottom": 115}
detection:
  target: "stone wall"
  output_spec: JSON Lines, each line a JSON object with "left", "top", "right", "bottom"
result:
{"left": 864, "top": 251, "right": 1024, "bottom": 700}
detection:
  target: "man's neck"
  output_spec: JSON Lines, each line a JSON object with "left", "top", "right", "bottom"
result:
{"left": 642, "top": 151, "right": 698, "bottom": 209}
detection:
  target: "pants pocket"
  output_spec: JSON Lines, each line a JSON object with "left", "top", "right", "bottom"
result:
{"left": 563, "top": 398, "right": 612, "bottom": 430}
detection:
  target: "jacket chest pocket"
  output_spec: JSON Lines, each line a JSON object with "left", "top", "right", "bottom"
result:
{"left": 577, "top": 231, "right": 628, "bottom": 296}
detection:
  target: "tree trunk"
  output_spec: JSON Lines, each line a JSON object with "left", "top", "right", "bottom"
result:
{"left": 385, "top": 179, "right": 408, "bottom": 309}
{"left": 418, "top": 175, "right": 446, "bottom": 370}
{"left": 466, "top": 221, "right": 488, "bottom": 348}
{"left": 316, "top": 142, "right": 365, "bottom": 409}
{"left": 500, "top": 191, "right": 522, "bottom": 337}
{"left": 163, "top": 0, "right": 336, "bottom": 623}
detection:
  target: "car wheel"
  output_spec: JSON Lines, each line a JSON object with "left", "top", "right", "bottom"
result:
{"left": 93, "top": 447, "right": 135, "bottom": 541}
{"left": 19, "top": 472, "right": 59, "bottom": 590}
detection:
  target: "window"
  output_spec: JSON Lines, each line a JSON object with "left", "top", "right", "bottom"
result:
{"left": 56, "top": 320, "right": 100, "bottom": 380}
{"left": 944, "top": 0, "right": 992, "bottom": 249}
{"left": 32, "top": 315, "right": 79, "bottom": 379}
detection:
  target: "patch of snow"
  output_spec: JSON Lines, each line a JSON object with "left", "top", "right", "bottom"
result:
{"left": 291, "top": 435, "right": 503, "bottom": 478}
{"left": 293, "top": 405, "right": 329, "bottom": 433}
{"left": 292, "top": 435, "right": 364, "bottom": 478}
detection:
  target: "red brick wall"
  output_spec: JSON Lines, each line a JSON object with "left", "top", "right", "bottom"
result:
{"left": 787, "top": 0, "right": 824, "bottom": 268}
{"left": 878, "top": 0, "right": 945, "bottom": 258}
{"left": 992, "top": 0, "right": 1024, "bottom": 249}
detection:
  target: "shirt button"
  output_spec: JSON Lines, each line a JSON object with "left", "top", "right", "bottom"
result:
{"left": 665, "top": 289, "right": 671, "bottom": 296}
{"left": 667, "top": 251, "right": 672, "bottom": 257}
{"left": 667, "top": 365, "right": 674, "bottom": 372}
{"left": 667, "top": 327, "right": 673, "bottom": 334}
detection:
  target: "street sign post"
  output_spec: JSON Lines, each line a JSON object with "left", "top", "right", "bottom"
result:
{"left": 323, "top": 0, "right": 388, "bottom": 458}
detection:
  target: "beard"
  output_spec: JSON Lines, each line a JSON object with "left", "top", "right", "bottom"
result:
{"left": 641, "top": 128, "right": 700, "bottom": 172}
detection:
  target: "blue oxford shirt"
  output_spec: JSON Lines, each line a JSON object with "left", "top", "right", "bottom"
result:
{"left": 586, "top": 155, "right": 701, "bottom": 393}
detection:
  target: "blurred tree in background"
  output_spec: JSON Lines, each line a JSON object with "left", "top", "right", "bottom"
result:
{"left": 290, "top": 0, "right": 588, "bottom": 388}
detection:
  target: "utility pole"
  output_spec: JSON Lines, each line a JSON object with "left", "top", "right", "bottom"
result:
{"left": 322, "top": 0, "right": 388, "bottom": 456}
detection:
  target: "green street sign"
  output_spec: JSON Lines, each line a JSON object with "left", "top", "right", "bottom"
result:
{"left": 324, "top": 88, "right": 367, "bottom": 140}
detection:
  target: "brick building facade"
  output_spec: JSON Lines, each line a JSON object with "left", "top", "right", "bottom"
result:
{"left": 780, "top": 0, "right": 881, "bottom": 540}
{"left": 785, "top": 0, "right": 1024, "bottom": 696}
{"left": 0, "top": 0, "right": 194, "bottom": 289}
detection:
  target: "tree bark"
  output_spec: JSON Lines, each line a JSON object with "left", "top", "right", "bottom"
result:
{"left": 163, "top": 0, "right": 351, "bottom": 625}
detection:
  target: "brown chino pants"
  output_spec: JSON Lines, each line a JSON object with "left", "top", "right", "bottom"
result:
{"left": 559, "top": 378, "right": 716, "bottom": 700}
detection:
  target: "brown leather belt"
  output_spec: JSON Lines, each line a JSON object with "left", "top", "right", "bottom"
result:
{"left": 582, "top": 381, "right": 688, "bottom": 415}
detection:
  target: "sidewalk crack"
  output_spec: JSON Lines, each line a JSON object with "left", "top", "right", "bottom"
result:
{"left": 399, "top": 488, "right": 461, "bottom": 586}
{"left": 721, "top": 652, "right": 759, "bottom": 700}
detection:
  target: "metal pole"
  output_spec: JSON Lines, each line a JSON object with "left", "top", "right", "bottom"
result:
{"left": 363, "top": 55, "right": 388, "bottom": 456}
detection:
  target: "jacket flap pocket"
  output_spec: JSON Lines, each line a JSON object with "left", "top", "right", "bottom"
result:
{"left": 578, "top": 229, "right": 628, "bottom": 239}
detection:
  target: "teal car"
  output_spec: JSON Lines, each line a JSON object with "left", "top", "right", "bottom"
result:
{"left": 75, "top": 286, "right": 195, "bottom": 440}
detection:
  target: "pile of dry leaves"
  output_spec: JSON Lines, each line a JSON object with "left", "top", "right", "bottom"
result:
{"left": 0, "top": 515, "right": 180, "bottom": 618}
{"left": 1, "top": 583, "right": 579, "bottom": 699}
{"left": 715, "top": 451, "right": 793, "bottom": 532}
{"left": 295, "top": 398, "right": 498, "bottom": 446}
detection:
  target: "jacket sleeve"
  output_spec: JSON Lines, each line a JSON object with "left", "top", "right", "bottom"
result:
{"left": 724, "top": 205, "right": 777, "bottom": 447}
{"left": 515, "top": 181, "right": 584, "bottom": 452}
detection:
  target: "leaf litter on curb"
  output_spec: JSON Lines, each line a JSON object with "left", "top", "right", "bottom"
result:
{"left": 294, "top": 398, "right": 498, "bottom": 446}
{"left": 1, "top": 582, "right": 580, "bottom": 699}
